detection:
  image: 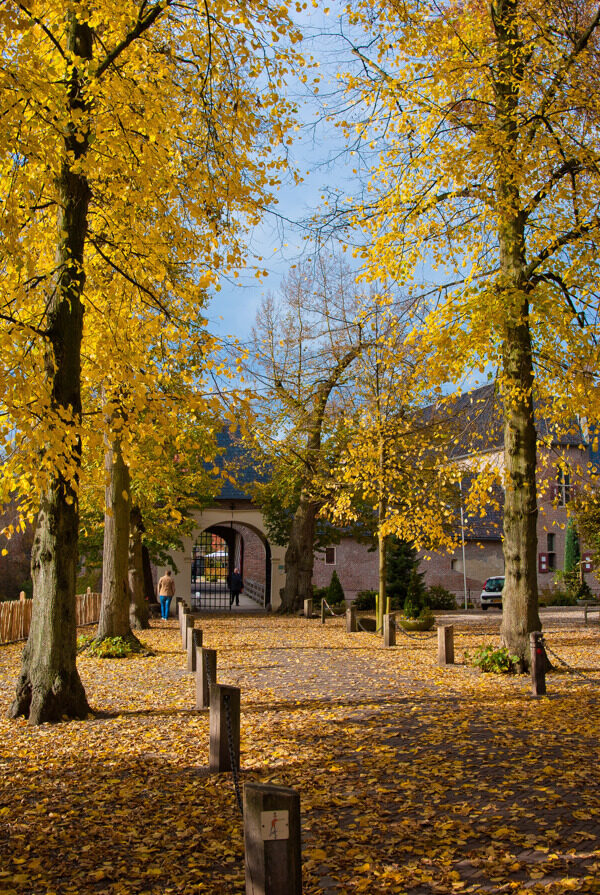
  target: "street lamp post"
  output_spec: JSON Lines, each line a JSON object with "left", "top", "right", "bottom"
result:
{"left": 459, "top": 478, "right": 468, "bottom": 610}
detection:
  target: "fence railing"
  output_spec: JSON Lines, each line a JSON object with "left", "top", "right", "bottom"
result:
{"left": 244, "top": 577, "right": 265, "bottom": 606}
{"left": 0, "top": 590, "right": 102, "bottom": 645}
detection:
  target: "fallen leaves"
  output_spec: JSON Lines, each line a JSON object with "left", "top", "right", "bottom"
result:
{"left": 0, "top": 615, "right": 599, "bottom": 893}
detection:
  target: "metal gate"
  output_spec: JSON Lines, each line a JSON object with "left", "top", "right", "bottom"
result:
{"left": 191, "top": 532, "right": 230, "bottom": 610}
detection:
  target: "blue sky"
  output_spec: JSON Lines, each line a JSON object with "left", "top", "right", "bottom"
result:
{"left": 205, "top": 3, "right": 361, "bottom": 344}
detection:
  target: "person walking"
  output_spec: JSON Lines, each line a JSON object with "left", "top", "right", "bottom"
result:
{"left": 228, "top": 567, "right": 243, "bottom": 608}
{"left": 158, "top": 569, "right": 175, "bottom": 619}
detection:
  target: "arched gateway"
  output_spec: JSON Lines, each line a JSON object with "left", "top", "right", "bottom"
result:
{"left": 162, "top": 504, "right": 285, "bottom": 613}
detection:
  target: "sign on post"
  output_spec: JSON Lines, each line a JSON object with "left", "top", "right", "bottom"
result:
{"left": 244, "top": 783, "right": 301, "bottom": 895}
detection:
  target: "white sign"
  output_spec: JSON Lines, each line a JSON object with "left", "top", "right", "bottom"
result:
{"left": 261, "top": 810, "right": 289, "bottom": 841}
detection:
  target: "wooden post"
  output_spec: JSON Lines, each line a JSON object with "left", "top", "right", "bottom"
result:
{"left": 19, "top": 591, "right": 26, "bottom": 602}
{"left": 530, "top": 632, "right": 546, "bottom": 696}
{"left": 437, "top": 625, "right": 454, "bottom": 665}
{"left": 209, "top": 684, "right": 240, "bottom": 773}
{"left": 303, "top": 598, "right": 313, "bottom": 619}
{"left": 383, "top": 613, "right": 395, "bottom": 647}
{"left": 196, "top": 647, "right": 216, "bottom": 710}
{"left": 183, "top": 614, "right": 194, "bottom": 652}
{"left": 346, "top": 605, "right": 357, "bottom": 633}
{"left": 86, "top": 586, "right": 91, "bottom": 595}
{"left": 187, "top": 628, "right": 203, "bottom": 672}
{"left": 178, "top": 602, "right": 186, "bottom": 638}
{"left": 244, "top": 783, "right": 302, "bottom": 895}
{"left": 584, "top": 604, "right": 589, "bottom": 626}
{"left": 320, "top": 600, "right": 325, "bottom": 624}
{"left": 181, "top": 609, "right": 191, "bottom": 649}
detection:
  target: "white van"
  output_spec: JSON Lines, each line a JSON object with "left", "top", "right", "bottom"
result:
{"left": 480, "top": 576, "right": 504, "bottom": 610}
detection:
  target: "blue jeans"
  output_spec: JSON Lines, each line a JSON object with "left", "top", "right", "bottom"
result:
{"left": 160, "top": 595, "right": 172, "bottom": 619}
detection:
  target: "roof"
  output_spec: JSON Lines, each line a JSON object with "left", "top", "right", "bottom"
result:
{"left": 212, "top": 428, "right": 264, "bottom": 501}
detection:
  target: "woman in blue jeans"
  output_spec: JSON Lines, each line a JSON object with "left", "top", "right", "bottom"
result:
{"left": 158, "top": 569, "right": 175, "bottom": 619}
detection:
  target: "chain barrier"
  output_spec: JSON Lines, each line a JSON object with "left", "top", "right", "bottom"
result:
{"left": 203, "top": 652, "right": 213, "bottom": 688}
{"left": 223, "top": 693, "right": 243, "bottom": 815}
{"left": 322, "top": 599, "right": 345, "bottom": 617}
{"left": 388, "top": 613, "right": 438, "bottom": 641}
{"left": 356, "top": 617, "right": 383, "bottom": 635}
{"left": 544, "top": 640, "right": 600, "bottom": 687}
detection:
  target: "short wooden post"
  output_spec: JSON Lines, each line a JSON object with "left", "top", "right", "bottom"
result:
{"left": 437, "top": 625, "right": 454, "bottom": 665}
{"left": 19, "top": 591, "right": 26, "bottom": 602}
{"left": 180, "top": 609, "right": 190, "bottom": 649}
{"left": 178, "top": 601, "right": 186, "bottom": 635}
{"left": 244, "top": 782, "right": 302, "bottom": 895}
{"left": 187, "top": 628, "right": 203, "bottom": 672}
{"left": 196, "top": 647, "right": 216, "bottom": 710}
{"left": 209, "top": 684, "right": 240, "bottom": 773}
{"left": 86, "top": 586, "right": 91, "bottom": 595}
{"left": 303, "top": 598, "right": 313, "bottom": 619}
{"left": 320, "top": 600, "right": 325, "bottom": 624}
{"left": 383, "top": 613, "right": 395, "bottom": 647}
{"left": 584, "top": 604, "right": 589, "bottom": 626}
{"left": 183, "top": 614, "right": 194, "bottom": 652}
{"left": 346, "top": 604, "right": 357, "bottom": 633}
{"left": 530, "top": 631, "right": 546, "bottom": 696}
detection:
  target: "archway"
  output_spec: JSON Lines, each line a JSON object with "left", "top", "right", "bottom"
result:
{"left": 190, "top": 520, "right": 272, "bottom": 611}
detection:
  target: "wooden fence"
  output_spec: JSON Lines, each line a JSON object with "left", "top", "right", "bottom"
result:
{"left": 0, "top": 590, "right": 102, "bottom": 645}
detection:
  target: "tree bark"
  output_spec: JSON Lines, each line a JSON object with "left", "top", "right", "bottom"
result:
{"left": 493, "top": 0, "right": 542, "bottom": 667}
{"left": 279, "top": 494, "right": 318, "bottom": 613}
{"left": 9, "top": 11, "right": 92, "bottom": 723}
{"left": 142, "top": 544, "right": 158, "bottom": 606}
{"left": 129, "top": 505, "right": 149, "bottom": 630}
{"left": 96, "top": 433, "right": 134, "bottom": 640}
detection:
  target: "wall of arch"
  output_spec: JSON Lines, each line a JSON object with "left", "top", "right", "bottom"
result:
{"left": 161, "top": 504, "right": 285, "bottom": 611}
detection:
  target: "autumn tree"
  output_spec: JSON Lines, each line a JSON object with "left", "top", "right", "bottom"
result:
{"left": 338, "top": 0, "right": 600, "bottom": 664}
{"left": 318, "top": 301, "right": 458, "bottom": 631}
{"left": 1, "top": 0, "right": 300, "bottom": 723}
{"left": 244, "top": 255, "right": 367, "bottom": 613}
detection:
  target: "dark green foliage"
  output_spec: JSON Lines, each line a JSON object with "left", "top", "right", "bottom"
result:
{"left": 327, "top": 570, "right": 345, "bottom": 605}
{"left": 78, "top": 635, "right": 154, "bottom": 659}
{"left": 425, "top": 585, "right": 456, "bottom": 610}
{"left": 311, "top": 585, "right": 328, "bottom": 608}
{"left": 354, "top": 589, "right": 377, "bottom": 610}
{"left": 466, "top": 644, "right": 519, "bottom": 674}
{"left": 539, "top": 589, "right": 578, "bottom": 607}
{"left": 386, "top": 537, "right": 427, "bottom": 611}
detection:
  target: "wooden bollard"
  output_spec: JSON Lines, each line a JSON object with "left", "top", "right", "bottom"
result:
{"left": 178, "top": 602, "right": 186, "bottom": 636}
{"left": 530, "top": 631, "right": 546, "bottom": 696}
{"left": 209, "top": 684, "right": 240, "bottom": 773}
{"left": 304, "top": 598, "right": 313, "bottom": 619}
{"left": 346, "top": 605, "right": 357, "bottom": 633}
{"left": 437, "top": 625, "right": 454, "bottom": 665}
{"left": 383, "top": 613, "right": 395, "bottom": 647}
{"left": 196, "top": 647, "right": 217, "bottom": 710}
{"left": 187, "top": 628, "right": 203, "bottom": 672}
{"left": 320, "top": 600, "right": 325, "bottom": 624}
{"left": 244, "top": 783, "right": 302, "bottom": 895}
{"left": 183, "top": 614, "right": 194, "bottom": 651}
{"left": 19, "top": 590, "right": 26, "bottom": 602}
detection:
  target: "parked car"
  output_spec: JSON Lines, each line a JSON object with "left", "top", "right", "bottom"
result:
{"left": 480, "top": 576, "right": 504, "bottom": 610}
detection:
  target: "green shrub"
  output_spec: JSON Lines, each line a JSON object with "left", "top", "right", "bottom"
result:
{"left": 466, "top": 644, "right": 519, "bottom": 674}
{"left": 327, "top": 570, "right": 345, "bottom": 605}
{"left": 403, "top": 597, "right": 420, "bottom": 619}
{"left": 311, "top": 586, "right": 328, "bottom": 608}
{"left": 354, "top": 589, "right": 377, "bottom": 610}
{"left": 79, "top": 636, "right": 153, "bottom": 659}
{"left": 539, "top": 589, "right": 578, "bottom": 607}
{"left": 425, "top": 585, "right": 456, "bottom": 610}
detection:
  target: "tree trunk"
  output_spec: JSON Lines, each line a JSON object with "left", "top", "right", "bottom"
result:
{"left": 493, "top": 0, "right": 541, "bottom": 668}
{"left": 142, "top": 544, "right": 158, "bottom": 606}
{"left": 279, "top": 494, "right": 318, "bottom": 613}
{"left": 129, "top": 505, "right": 149, "bottom": 630}
{"left": 9, "top": 11, "right": 93, "bottom": 724}
{"left": 96, "top": 434, "right": 133, "bottom": 640}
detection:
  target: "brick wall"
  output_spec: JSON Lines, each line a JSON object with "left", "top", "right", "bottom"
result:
{"left": 312, "top": 538, "right": 379, "bottom": 601}
{"left": 231, "top": 523, "right": 266, "bottom": 585}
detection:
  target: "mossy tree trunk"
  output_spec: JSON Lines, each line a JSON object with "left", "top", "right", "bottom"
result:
{"left": 96, "top": 430, "right": 134, "bottom": 641}
{"left": 279, "top": 494, "right": 318, "bottom": 613}
{"left": 129, "top": 505, "right": 149, "bottom": 630}
{"left": 9, "top": 11, "right": 92, "bottom": 724}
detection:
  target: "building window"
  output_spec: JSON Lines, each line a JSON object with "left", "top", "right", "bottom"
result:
{"left": 547, "top": 533, "right": 556, "bottom": 570}
{"left": 325, "top": 547, "right": 336, "bottom": 565}
{"left": 451, "top": 558, "right": 463, "bottom": 572}
{"left": 556, "top": 466, "right": 571, "bottom": 506}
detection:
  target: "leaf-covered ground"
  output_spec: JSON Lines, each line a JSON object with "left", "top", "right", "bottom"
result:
{"left": 0, "top": 613, "right": 599, "bottom": 894}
